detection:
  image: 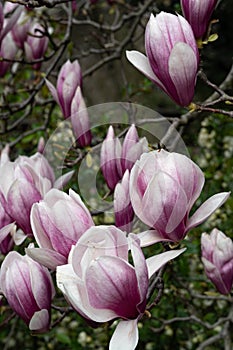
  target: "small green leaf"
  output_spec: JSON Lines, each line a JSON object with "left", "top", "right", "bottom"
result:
{"left": 208, "top": 33, "right": 218, "bottom": 42}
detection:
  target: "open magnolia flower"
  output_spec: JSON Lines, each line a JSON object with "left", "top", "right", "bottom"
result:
{"left": 56, "top": 225, "right": 185, "bottom": 350}
{"left": 129, "top": 150, "right": 230, "bottom": 245}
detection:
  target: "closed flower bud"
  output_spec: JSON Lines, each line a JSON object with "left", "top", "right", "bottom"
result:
{"left": 121, "top": 124, "right": 148, "bottom": 173}
{"left": 114, "top": 170, "right": 134, "bottom": 233}
{"left": 0, "top": 4, "right": 3, "bottom": 39}
{"left": 71, "top": 87, "right": 92, "bottom": 148}
{"left": 100, "top": 125, "right": 148, "bottom": 191}
{"left": 37, "top": 136, "right": 45, "bottom": 154}
{"left": 0, "top": 251, "right": 55, "bottom": 333}
{"left": 181, "top": 0, "right": 218, "bottom": 39}
{"left": 100, "top": 126, "right": 123, "bottom": 191}
{"left": 201, "top": 228, "right": 233, "bottom": 295}
{"left": 0, "top": 33, "right": 18, "bottom": 77}
{"left": 129, "top": 150, "right": 230, "bottom": 245}
{"left": 24, "top": 22, "right": 48, "bottom": 70}
{"left": 11, "top": 9, "right": 31, "bottom": 49}
{"left": 0, "top": 3, "right": 21, "bottom": 43}
{"left": 126, "top": 12, "right": 199, "bottom": 107}
{"left": 46, "top": 59, "right": 82, "bottom": 119}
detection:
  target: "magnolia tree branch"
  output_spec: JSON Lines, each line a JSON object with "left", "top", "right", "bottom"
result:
{"left": 6, "top": 0, "right": 72, "bottom": 8}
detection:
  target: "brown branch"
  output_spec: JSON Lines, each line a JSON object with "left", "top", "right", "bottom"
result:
{"left": 7, "top": 0, "right": 72, "bottom": 8}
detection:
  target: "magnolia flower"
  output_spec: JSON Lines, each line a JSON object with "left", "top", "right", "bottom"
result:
{"left": 0, "top": 152, "right": 73, "bottom": 235}
{"left": 100, "top": 125, "right": 148, "bottom": 191}
{"left": 71, "top": 86, "right": 92, "bottom": 148}
{"left": 24, "top": 22, "right": 49, "bottom": 70}
{"left": 0, "top": 144, "right": 10, "bottom": 166}
{"left": 0, "top": 208, "right": 15, "bottom": 254}
{"left": 27, "top": 188, "right": 94, "bottom": 269}
{"left": 0, "top": 32, "right": 18, "bottom": 77}
{"left": 100, "top": 125, "right": 122, "bottom": 191}
{"left": 46, "top": 59, "right": 82, "bottom": 119}
{"left": 129, "top": 150, "right": 230, "bottom": 245}
{"left": 0, "top": 3, "right": 21, "bottom": 43}
{"left": 57, "top": 225, "right": 185, "bottom": 350}
{"left": 181, "top": 0, "right": 218, "bottom": 39}
{"left": 11, "top": 8, "right": 31, "bottom": 49}
{"left": 114, "top": 170, "right": 134, "bottom": 233}
{"left": 126, "top": 12, "right": 199, "bottom": 107}
{"left": 0, "top": 4, "right": 3, "bottom": 39}
{"left": 201, "top": 228, "right": 233, "bottom": 295}
{"left": 37, "top": 137, "right": 45, "bottom": 154}
{"left": 0, "top": 251, "right": 55, "bottom": 333}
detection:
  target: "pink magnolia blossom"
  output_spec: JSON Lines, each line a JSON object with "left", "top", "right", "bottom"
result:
{"left": 24, "top": 22, "right": 49, "bottom": 70}
{"left": 71, "top": 86, "right": 92, "bottom": 148}
{"left": 181, "top": 0, "right": 218, "bottom": 39}
{"left": 0, "top": 4, "right": 3, "bottom": 39}
{"left": 0, "top": 3, "right": 22, "bottom": 43}
{"left": 126, "top": 12, "right": 199, "bottom": 107}
{"left": 57, "top": 225, "right": 185, "bottom": 350}
{"left": 0, "top": 222, "right": 15, "bottom": 255}
{"left": 0, "top": 32, "right": 18, "bottom": 77}
{"left": 0, "top": 251, "right": 55, "bottom": 333}
{"left": 37, "top": 136, "right": 45, "bottom": 154}
{"left": 11, "top": 9, "right": 31, "bottom": 49}
{"left": 0, "top": 146, "right": 14, "bottom": 253}
{"left": 46, "top": 59, "right": 82, "bottom": 119}
{"left": 100, "top": 125, "right": 148, "bottom": 191}
{"left": 0, "top": 151, "right": 73, "bottom": 235}
{"left": 114, "top": 170, "right": 134, "bottom": 233}
{"left": 201, "top": 228, "right": 233, "bottom": 295}
{"left": 100, "top": 126, "right": 122, "bottom": 191}
{"left": 129, "top": 150, "right": 230, "bottom": 245}
{"left": 27, "top": 188, "right": 94, "bottom": 269}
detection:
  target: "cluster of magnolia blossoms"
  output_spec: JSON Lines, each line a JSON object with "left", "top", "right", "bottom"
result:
{"left": 0, "top": 3, "right": 49, "bottom": 76}
{"left": 0, "top": 145, "right": 74, "bottom": 253}
{"left": 0, "top": 144, "right": 231, "bottom": 348}
{"left": 126, "top": 0, "right": 218, "bottom": 106}
{"left": 0, "top": 1, "right": 232, "bottom": 349}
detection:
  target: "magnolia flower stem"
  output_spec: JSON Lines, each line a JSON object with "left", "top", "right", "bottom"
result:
{"left": 158, "top": 61, "right": 233, "bottom": 151}
{"left": 223, "top": 306, "right": 233, "bottom": 350}
{"left": 147, "top": 265, "right": 166, "bottom": 305}
{"left": 2, "top": 316, "right": 18, "bottom": 350}
{"left": 0, "top": 311, "right": 16, "bottom": 328}
{"left": 198, "top": 70, "right": 233, "bottom": 104}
